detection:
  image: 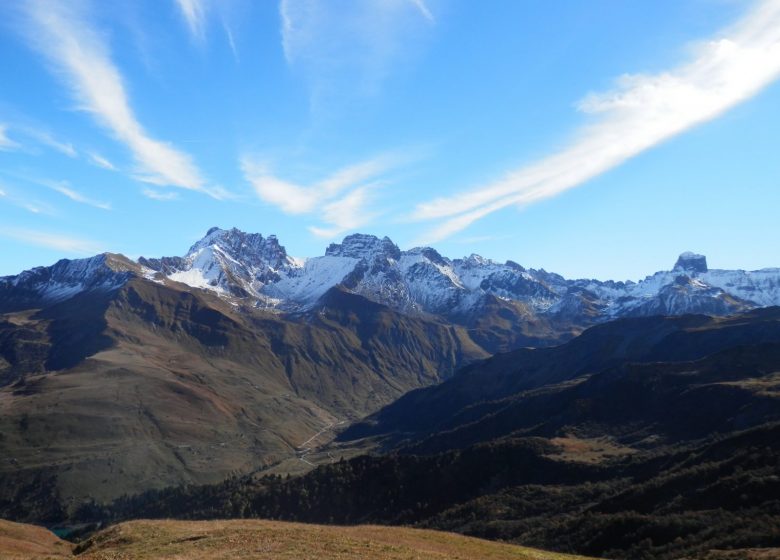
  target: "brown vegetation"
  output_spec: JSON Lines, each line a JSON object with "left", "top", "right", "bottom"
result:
{"left": 0, "top": 518, "right": 72, "bottom": 559}
{"left": 0, "top": 518, "right": 596, "bottom": 560}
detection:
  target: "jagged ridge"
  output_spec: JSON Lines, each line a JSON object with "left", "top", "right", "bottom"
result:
{"left": 3, "top": 227, "right": 780, "bottom": 326}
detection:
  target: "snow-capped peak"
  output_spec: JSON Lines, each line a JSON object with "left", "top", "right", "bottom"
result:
{"left": 0, "top": 253, "right": 139, "bottom": 311}
{"left": 138, "top": 230, "right": 780, "bottom": 321}
{"left": 186, "top": 227, "right": 293, "bottom": 270}
{"left": 6, "top": 228, "right": 779, "bottom": 329}
{"left": 325, "top": 234, "right": 401, "bottom": 261}
{"left": 140, "top": 227, "right": 302, "bottom": 300}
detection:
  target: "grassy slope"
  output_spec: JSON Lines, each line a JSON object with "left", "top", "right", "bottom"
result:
{"left": 0, "top": 518, "right": 595, "bottom": 560}
{"left": 3, "top": 518, "right": 779, "bottom": 560}
{"left": 0, "top": 519, "right": 72, "bottom": 559}
{"left": 75, "top": 519, "right": 597, "bottom": 559}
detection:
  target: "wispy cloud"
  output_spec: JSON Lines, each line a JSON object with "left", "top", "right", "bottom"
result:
{"left": 0, "top": 227, "right": 103, "bottom": 255}
{"left": 279, "top": 0, "right": 435, "bottom": 102}
{"left": 0, "top": 121, "right": 81, "bottom": 157}
{"left": 413, "top": 0, "right": 780, "bottom": 243}
{"left": 42, "top": 179, "right": 112, "bottom": 210}
{"left": 242, "top": 154, "right": 397, "bottom": 237}
{"left": 172, "top": 0, "right": 241, "bottom": 61}
{"left": 22, "top": 0, "right": 207, "bottom": 192}
{"left": 223, "top": 20, "right": 239, "bottom": 61}
{"left": 142, "top": 188, "right": 179, "bottom": 201}
{"left": 0, "top": 124, "right": 20, "bottom": 151}
{"left": 0, "top": 181, "right": 55, "bottom": 215}
{"left": 409, "top": 0, "right": 434, "bottom": 23}
{"left": 174, "top": 0, "right": 207, "bottom": 41}
{"left": 308, "top": 186, "right": 379, "bottom": 238}
{"left": 22, "top": 127, "right": 77, "bottom": 157}
{"left": 87, "top": 151, "right": 116, "bottom": 171}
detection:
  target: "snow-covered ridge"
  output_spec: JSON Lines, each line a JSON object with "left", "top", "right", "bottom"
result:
{"left": 3, "top": 227, "right": 780, "bottom": 324}
{"left": 136, "top": 228, "right": 780, "bottom": 322}
{"left": 140, "top": 228, "right": 302, "bottom": 299}
{"left": 0, "top": 253, "right": 139, "bottom": 310}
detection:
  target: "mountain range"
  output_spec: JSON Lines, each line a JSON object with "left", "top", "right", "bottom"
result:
{"left": 2, "top": 227, "right": 780, "bottom": 559}
{"left": 4, "top": 227, "right": 780, "bottom": 339}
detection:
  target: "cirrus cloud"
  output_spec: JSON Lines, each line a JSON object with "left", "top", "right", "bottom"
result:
{"left": 413, "top": 0, "right": 780, "bottom": 243}
{"left": 242, "top": 153, "right": 401, "bottom": 238}
{"left": 279, "top": 0, "right": 436, "bottom": 103}
{"left": 21, "top": 0, "right": 207, "bottom": 193}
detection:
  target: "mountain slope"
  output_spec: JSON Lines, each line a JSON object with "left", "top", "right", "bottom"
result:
{"left": 99, "top": 308, "right": 780, "bottom": 560}
{"left": 0, "top": 270, "right": 488, "bottom": 520}
{"left": 341, "top": 307, "right": 780, "bottom": 450}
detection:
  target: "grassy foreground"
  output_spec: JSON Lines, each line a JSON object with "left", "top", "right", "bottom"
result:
{"left": 1, "top": 518, "right": 595, "bottom": 559}
{"left": 0, "top": 519, "right": 73, "bottom": 559}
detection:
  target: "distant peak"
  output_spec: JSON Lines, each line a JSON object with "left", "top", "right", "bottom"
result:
{"left": 461, "top": 253, "right": 492, "bottom": 267}
{"left": 186, "top": 228, "right": 290, "bottom": 266}
{"left": 408, "top": 246, "right": 449, "bottom": 266}
{"left": 325, "top": 234, "right": 401, "bottom": 260}
{"left": 674, "top": 252, "right": 708, "bottom": 274}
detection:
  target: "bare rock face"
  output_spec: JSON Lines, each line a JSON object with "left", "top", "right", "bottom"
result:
{"left": 674, "top": 251, "right": 708, "bottom": 274}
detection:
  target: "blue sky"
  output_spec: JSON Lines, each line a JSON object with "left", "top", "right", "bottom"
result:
{"left": 1, "top": 0, "right": 780, "bottom": 280}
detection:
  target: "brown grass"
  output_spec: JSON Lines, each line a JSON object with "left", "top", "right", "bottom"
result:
{"left": 0, "top": 519, "right": 73, "bottom": 559}
{"left": 72, "top": 519, "right": 596, "bottom": 560}
{"left": 548, "top": 435, "right": 635, "bottom": 464}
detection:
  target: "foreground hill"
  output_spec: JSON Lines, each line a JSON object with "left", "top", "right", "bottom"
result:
{"left": 0, "top": 519, "right": 72, "bottom": 559}
{"left": 0, "top": 518, "right": 595, "bottom": 560}
{"left": 94, "top": 308, "right": 780, "bottom": 559}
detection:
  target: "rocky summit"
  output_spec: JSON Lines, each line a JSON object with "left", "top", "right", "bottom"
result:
{"left": 4, "top": 228, "right": 780, "bottom": 329}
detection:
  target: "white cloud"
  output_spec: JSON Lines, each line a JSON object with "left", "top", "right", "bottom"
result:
{"left": 22, "top": 0, "right": 206, "bottom": 192}
{"left": 0, "top": 124, "right": 20, "bottom": 151}
{"left": 0, "top": 181, "right": 55, "bottom": 215}
{"left": 173, "top": 0, "right": 240, "bottom": 60}
{"left": 409, "top": 0, "right": 434, "bottom": 23}
{"left": 142, "top": 188, "right": 179, "bottom": 201}
{"left": 174, "top": 0, "right": 207, "bottom": 40}
{"left": 45, "top": 180, "right": 111, "bottom": 210}
{"left": 0, "top": 122, "right": 80, "bottom": 157}
{"left": 413, "top": 0, "right": 780, "bottom": 242}
{"left": 308, "top": 186, "right": 378, "bottom": 238}
{"left": 20, "top": 176, "right": 111, "bottom": 210}
{"left": 87, "top": 151, "right": 116, "bottom": 171}
{"left": 224, "top": 21, "right": 239, "bottom": 61}
{"left": 279, "top": 0, "right": 435, "bottom": 100}
{"left": 243, "top": 155, "right": 395, "bottom": 237}
{"left": 0, "top": 227, "right": 103, "bottom": 254}
{"left": 23, "top": 128, "right": 77, "bottom": 157}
